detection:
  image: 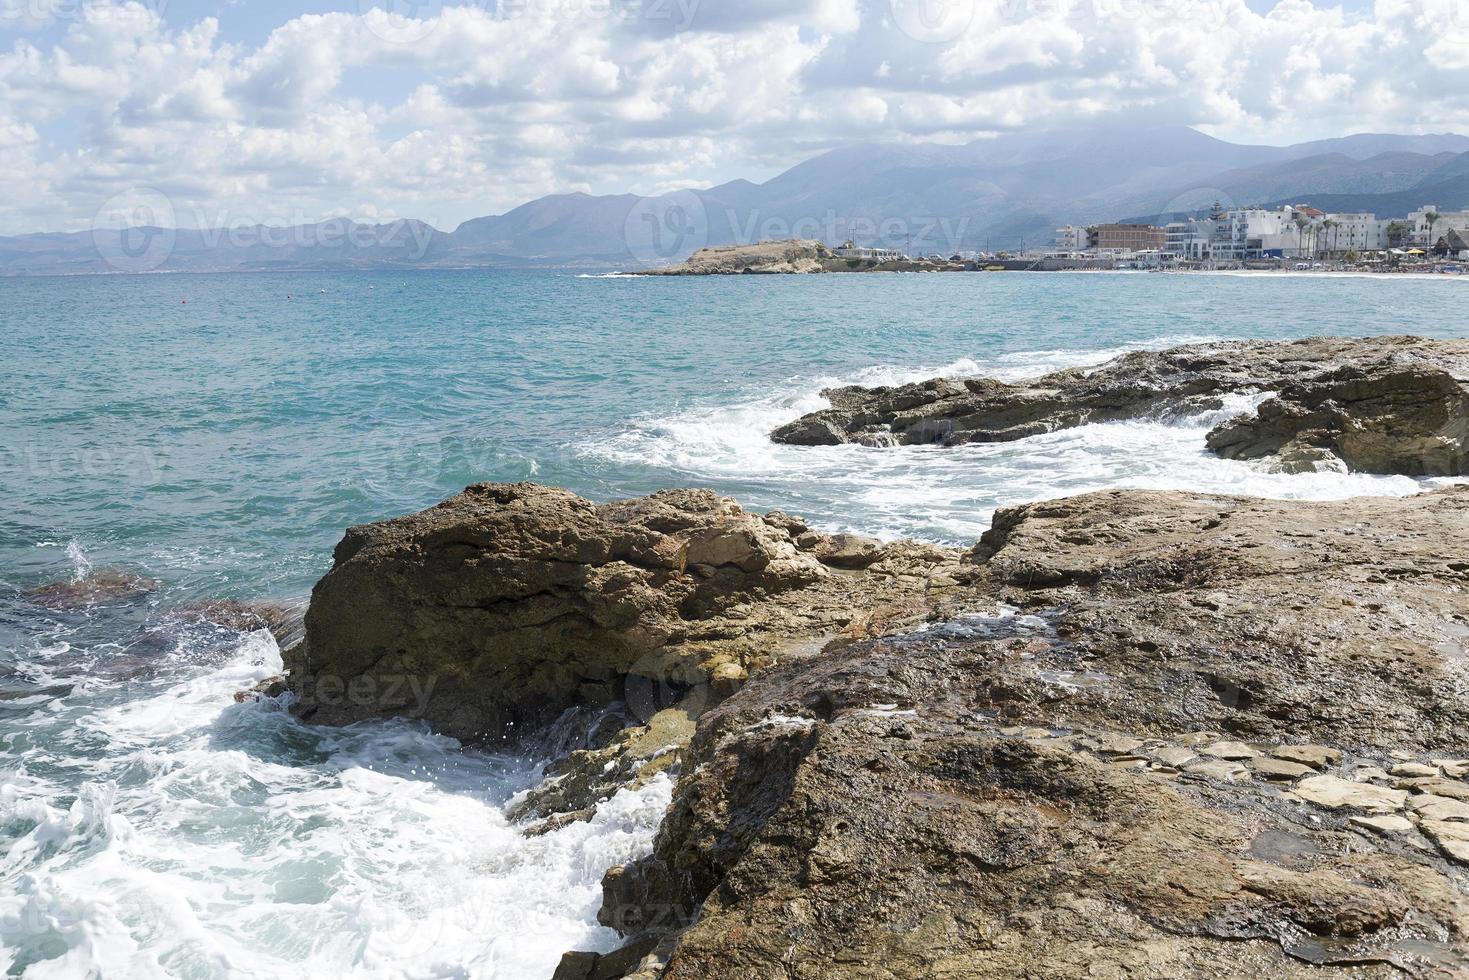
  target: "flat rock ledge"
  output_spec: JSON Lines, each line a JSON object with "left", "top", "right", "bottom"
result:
{"left": 574, "top": 486, "right": 1469, "bottom": 979}
{"left": 770, "top": 336, "right": 1469, "bottom": 476}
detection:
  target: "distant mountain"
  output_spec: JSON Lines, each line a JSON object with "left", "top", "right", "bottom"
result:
{"left": 1119, "top": 150, "right": 1469, "bottom": 223}
{"left": 1257, "top": 173, "right": 1469, "bottom": 217}
{"left": 6, "top": 126, "right": 1469, "bottom": 274}
{"left": 0, "top": 220, "right": 456, "bottom": 276}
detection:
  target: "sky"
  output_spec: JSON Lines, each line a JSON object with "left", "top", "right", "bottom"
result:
{"left": 2, "top": 0, "right": 1467, "bottom": 235}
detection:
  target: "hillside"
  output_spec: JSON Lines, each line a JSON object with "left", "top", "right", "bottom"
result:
{"left": 5, "top": 126, "right": 1469, "bottom": 274}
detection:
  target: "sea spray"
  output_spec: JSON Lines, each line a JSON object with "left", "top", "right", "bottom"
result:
{"left": 581, "top": 342, "right": 1463, "bottom": 544}
{"left": 0, "top": 620, "right": 668, "bottom": 978}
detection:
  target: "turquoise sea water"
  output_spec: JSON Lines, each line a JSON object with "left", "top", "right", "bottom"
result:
{"left": 2, "top": 269, "right": 1468, "bottom": 977}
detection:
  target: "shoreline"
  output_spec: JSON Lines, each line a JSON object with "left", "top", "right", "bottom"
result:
{"left": 271, "top": 335, "right": 1469, "bottom": 977}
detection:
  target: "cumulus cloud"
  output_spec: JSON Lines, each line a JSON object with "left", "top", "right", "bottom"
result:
{"left": 0, "top": 0, "right": 1466, "bottom": 233}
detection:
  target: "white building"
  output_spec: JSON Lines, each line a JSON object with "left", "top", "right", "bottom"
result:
{"left": 1165, "top": 209, "right": 1294, "bottom": 261}
{"left": 1054, "top": 225, "right": 1088, "bottom": 250}
{"left": 1218, "top": 208, "right": 1297, "bottom": 258}
{"left": 1165, "top": 219, "right": 1215, "bottom": 260}
{"left": 1315, "top": 213, "right": 1388, "bottom": 253}
{"left": 1405, "top": 206, "right": 1469, "bottom": 246}
{"left": 833, "top": 242, "right": 904, "bottom": 262}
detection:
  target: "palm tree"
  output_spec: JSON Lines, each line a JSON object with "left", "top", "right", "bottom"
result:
{"left": 1293, "top": 213, "right": 1310, "bottom": 258}
{"left": 1424, "top": 211, "right": 1441, "bottom": 252}
{"left": 1323, "top": 219, "right": 1339, "bottom": 258}
{"left": 1386, "top": 221, "right": 1409, "bottom": 248}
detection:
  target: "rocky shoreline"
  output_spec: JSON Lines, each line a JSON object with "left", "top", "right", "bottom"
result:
{"left": 771, "top": 335, "right": 1469, "bottom": 476}
{"left": 637, "top": 240, "right": 963, "bottom": 275}
{"left": 269, "top": 336, "right": 1469, "bottom": 978}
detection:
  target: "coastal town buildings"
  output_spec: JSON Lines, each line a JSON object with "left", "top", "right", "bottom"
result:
{"left": 1053, "top": 202, "right": 1469, "bottom": 265}
{"left": 1407, "top": 205, "right": 1469, "bottom": 245}
{"left": 833, "top": 240, "right": 904, "bottom": 262}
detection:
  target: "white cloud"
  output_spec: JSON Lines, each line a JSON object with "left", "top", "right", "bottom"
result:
{"left": 1, "top": 0, "right": 1467, "bottom": 233}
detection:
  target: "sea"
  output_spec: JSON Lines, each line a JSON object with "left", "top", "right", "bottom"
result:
{"left": 2, "top": 268, "right": 1466, "bottom": 978}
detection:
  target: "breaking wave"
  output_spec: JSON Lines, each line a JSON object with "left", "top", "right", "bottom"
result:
{"left": 580, "top": 338, "right": 1462, "bottom": 544}
{"left": 0, "top": 609, "right": 668, "bottom": 979}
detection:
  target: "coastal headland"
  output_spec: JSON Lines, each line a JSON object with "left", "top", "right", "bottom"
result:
{"left": 268, "top": 336, "right": 1469, "bottom": 977}
{"left": 635, "top": 240, "right": 964, "bottom": 275}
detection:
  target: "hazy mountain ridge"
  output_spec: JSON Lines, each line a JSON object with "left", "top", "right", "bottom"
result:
{"left": 6, "top": 126, "right": 1469, "bottom": 274}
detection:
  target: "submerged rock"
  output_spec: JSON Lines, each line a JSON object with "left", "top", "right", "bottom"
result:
{"left": 770, "top": 335, "right": 1469, "bottom": 476}
{"left": 26, "top": 569, "right": 162, "bottom": 610}
{"left": 593, "top": 486, "right": 1469, "bottom": 977}
{"left": 168, "top": 598, "right": 305, "bottom": 647}
{"left": 283, "top": 483, "right": 976, "bottom": 743}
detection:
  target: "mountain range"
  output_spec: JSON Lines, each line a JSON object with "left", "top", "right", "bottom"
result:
{"left": 7, "top": 125, "right": 1469, "bottom": 275}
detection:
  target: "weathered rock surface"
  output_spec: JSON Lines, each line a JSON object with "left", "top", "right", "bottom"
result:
{"left": 169, "top": 598, "right": 306, "bottom": 647}
{"left": 283, "top": 483, "right": 977, "bottom": 742}
{"left": 588, "top": 486, "right": 1469, "bottom": 977}
{"left": 281, "top": 468, "right": 1469, "bottom": 975}
{"left": 770, "top": 336, "right": 1469, "bottom": 475}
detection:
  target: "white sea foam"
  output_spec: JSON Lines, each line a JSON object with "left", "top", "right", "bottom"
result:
{"left": 0, "top": 628, "right": 669, "bottom": 979}
{"left": 580, "top": 339, "right": 1462, "bottom": 543}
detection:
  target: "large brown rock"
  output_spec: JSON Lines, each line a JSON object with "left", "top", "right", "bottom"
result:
{"left": 770, "top": 336, "right": 1469, "bottom": 476}
{"left": 1205, "top": 365, "right": 1469, "bottom": 475}
{"left": 593, "top": 486, "right": 1469, "bottom": 977}
{"left": 283, "top": 483, "right": 975, "bottom": 743}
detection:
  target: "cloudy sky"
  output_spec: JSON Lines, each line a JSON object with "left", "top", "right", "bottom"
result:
{"left": 2, "top": 0, "right": 1467, "bottom": 234}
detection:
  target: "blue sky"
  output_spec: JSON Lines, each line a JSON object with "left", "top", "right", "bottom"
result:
{"left": 1, "top": 0, "right": 1465, "bottom": 234}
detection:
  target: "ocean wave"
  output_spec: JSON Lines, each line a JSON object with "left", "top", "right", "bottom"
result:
{"left": 578, "top": 339, "right": 1460, "bottom": 544}
{"left": 0, "top": 621, "right": 668, "bottom": 978}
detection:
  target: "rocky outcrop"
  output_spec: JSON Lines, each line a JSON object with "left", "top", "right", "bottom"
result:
{"left": 588, "top": 486, "right": 1469, "bottom": 977}
{"left": 638, "top": 240, "right": 964, "bottom": 275}
{"left": 26, "top": 568, "right": 162, "bottom": 609}
{"left": 770, "top": 336, "right": 1469, "bottom": 475}
{"left": 282, "top": 483, "right": 978, "bottom": 743}
{"left": 169, "top": 598, "right": 306, "bottom": 647}
{"left": 640, "top": 240, "right": 835, "bottom": 275}
{"left": 1206, "top": 365, "right": 1469, "bottom": 475}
